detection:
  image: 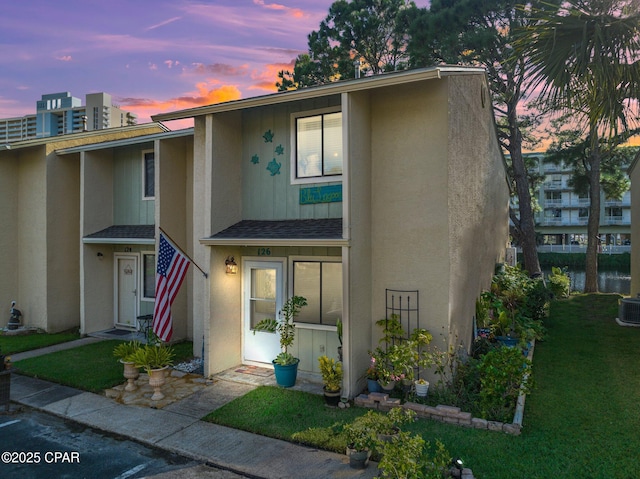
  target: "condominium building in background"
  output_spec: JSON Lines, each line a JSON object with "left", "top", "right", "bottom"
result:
{"left": 519, "top": 153, "right": 631, "bottom": 249}
{"left": 0, "top": 92, "right": 137, "bottom": 143}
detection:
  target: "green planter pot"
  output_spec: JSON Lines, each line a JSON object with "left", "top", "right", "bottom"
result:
{"left": 273, "top": 359, "right": 299, "bottom": 387}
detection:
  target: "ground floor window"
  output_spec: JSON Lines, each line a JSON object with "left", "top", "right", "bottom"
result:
{"left": 292, "top": 259, "right": 342, "bottom": 326}
{"left": 142, "top": 252, "right": 156, "bottom": 300}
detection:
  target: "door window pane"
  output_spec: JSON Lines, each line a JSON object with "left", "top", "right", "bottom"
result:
{"left": 250, "top": 268, "right": 276, "bottom": 329}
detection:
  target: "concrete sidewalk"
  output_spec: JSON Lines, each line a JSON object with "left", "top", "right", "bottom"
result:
{"left": 6, "top": 340, "right": 378, "bottom": 479}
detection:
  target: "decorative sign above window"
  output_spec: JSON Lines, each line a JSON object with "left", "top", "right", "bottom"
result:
{"left": 299, "top": 184, "right": 342, "bottom": 205}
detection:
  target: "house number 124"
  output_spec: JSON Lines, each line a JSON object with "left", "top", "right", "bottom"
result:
{"left": 258, "top": 248, "right": 271, "bottom": 256}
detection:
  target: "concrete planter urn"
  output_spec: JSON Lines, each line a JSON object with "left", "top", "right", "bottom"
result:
{"left": 129, "top": 344, "right": 175, "bottom": 401}
{"left": 148, "top": 366, "right": 169, "bottom": 400}
{"left": 121, "top": 360, "right": 140, "bottom": 392}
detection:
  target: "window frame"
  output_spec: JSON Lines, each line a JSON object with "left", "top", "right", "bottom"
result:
{"left": 142, "top": 149, "right": 155, "bottom": 200}
{"left": 140, "top": 251, "right": 156, "bottom": 301}
{"left": 288, "top": 255, "right": 342, "bottom": 328}
{"left": 290, "top": 108, "right": 343, "bottom": 185}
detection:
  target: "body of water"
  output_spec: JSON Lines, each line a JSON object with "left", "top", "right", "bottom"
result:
{"left": 543, "top": 268, "right": 630, "bottom": 295}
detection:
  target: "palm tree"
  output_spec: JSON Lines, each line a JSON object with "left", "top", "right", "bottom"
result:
{"left": 520, "top": 0, "right": 640, "bottom": 292}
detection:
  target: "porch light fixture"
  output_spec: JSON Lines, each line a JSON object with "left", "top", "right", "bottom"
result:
{"left": 225, "top": 256, "right": 238, "bottom": 274}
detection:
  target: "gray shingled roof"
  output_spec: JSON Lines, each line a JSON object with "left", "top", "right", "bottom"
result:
{"left": 84, "top": 225, "right": 155, "bottom": 240}
{"left": 210, "top": 219, "right": 343, "bottom": 240}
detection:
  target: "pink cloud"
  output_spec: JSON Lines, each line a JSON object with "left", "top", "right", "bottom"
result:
{"left": 118, "top": 83, "right": 242, "bottom": 123}
{"left": 248, "top": 62, "right": 295, "bottom": 91}
{"left": 56, "top": 55, "right": 72, "bottom": 62}
{"left": 253, "top": 0, "right": 307, "bottom": 19}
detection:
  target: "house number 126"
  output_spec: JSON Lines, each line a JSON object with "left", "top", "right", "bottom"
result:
{"left": 258, "top": 248, "right": 271, "bottom": 256}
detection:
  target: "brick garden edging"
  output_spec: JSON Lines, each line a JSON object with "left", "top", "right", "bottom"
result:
{"left": 354, "top": 340, "right": 536, "bottom": 437}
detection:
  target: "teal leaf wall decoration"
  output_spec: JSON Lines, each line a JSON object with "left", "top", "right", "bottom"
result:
{"left": 251, "top": 154, "right": 260, "bottom": 164}
{"left": 275, "top": 144, "right": 284, "bottom": 155}
{"left": 263, "top": 129, "right": 274, "bottom": 143}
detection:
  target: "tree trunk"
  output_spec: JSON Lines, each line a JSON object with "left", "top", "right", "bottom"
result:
{"left": 584, "top": 147, "right": 601, "bottom": 293}
{"left": 509, "top": 142, "right": 542, "bottom": 278}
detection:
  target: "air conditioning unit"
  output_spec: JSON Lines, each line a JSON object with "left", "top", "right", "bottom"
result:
{"left": 617, "top": 298, "right": 640, "bottom": 325}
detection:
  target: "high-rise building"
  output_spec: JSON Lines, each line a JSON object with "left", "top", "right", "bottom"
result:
{"left": 511, "top": 153, "right": 631, "bottom": 250}
{"left": 0, "top": 92, "right": 137, "bottom": 143}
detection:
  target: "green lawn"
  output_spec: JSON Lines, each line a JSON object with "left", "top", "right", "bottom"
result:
{"left": 0, "top": 330, "right": 81, "bottom": 355}
{"left": 206, "top": 294, "right": 640, "bottom": 478}
{"left": 13, "top": 340, "right": 195, "bottom": 393}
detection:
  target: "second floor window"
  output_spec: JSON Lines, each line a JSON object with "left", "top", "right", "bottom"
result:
{"left": 143, "top": 151, "right": 154, "bottom": 199}
{"left": 295, "top": 112, "right": 342, "bottom": 181}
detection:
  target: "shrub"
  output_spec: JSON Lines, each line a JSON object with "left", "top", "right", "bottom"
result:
{"left": 477, "top": 346, "right": 533, "bottom": 423}
{"left": 376, "top": 434, "right": 452, "bottom": 479}
{"left": 548, "top": 266, "right": 571, "bottom": 298}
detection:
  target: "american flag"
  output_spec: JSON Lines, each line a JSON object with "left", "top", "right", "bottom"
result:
{"left": 153, "top": 232, "right": 190, "bottom": 342}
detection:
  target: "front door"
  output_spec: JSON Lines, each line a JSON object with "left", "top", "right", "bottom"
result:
{"left": 115, "top": 254, "right": 138, "bottom": 330}
{"left": 243, "top": 260, "right": 284, "bottom": 364}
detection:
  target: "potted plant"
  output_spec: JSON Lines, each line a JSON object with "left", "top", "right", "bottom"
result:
{"left": 414, "top": 378, "right": 429, "bottom": 397}
{"left": 318, "top": 355, "right": 343, "bottom": 407}
{"left": 343, "top": 407, "right": 416, "bottom": 468}
{"left": 373, "top": 407, "right": 416, "bottom": 444}
{"left": 254, "top": 295, "right": 307, "bottom": 387}
{"left": 113, "top": 340, "right": 142, "bottom": 392}
{"left": 130, "top": 343, "right": 175, "bottom": 400}
{"left": 343, "top": 413, "right": 377, "bottom": 469}
{"left": 364, "top": 354, "right": 381, "bottom": 393}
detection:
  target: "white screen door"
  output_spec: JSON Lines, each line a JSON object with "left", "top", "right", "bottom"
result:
{"left": 243, "top": 260, "right": 283, "bottom": 364}
{"left": 115, "top": 254, "right": 138, "bottom": 329}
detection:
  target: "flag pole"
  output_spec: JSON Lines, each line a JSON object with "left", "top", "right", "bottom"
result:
{"left": 159, "top": 227, "right": 208, "bottom": 278}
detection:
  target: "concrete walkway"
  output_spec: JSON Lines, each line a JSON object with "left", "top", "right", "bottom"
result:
{"left": 6, "top": 339, "right": 378, "bottom": 479}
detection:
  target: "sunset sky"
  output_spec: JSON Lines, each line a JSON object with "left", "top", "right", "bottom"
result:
{"left": 0, "top": 0, "right": 429, "bottom": 128}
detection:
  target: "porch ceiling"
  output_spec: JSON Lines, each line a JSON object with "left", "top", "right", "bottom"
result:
{"left": 83, "top": 225, "right": 155, "bottom": 245}
{"left": 201, "top": 219, "right": 347, "bottom": 247}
